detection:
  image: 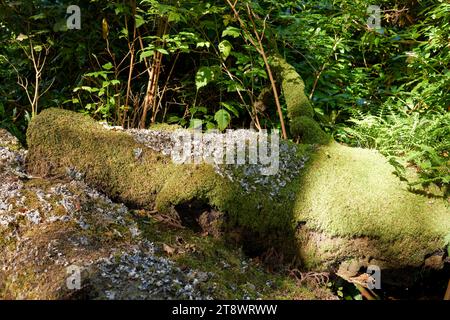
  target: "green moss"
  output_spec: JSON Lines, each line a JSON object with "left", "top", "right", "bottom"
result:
{"left": 26, "top": 108, "right": 450, "bottom": 270}
{"left": 26, "top": 108, "right": 298, "bottom": 240}
{"left": 291, "top": 142, "right": 450, "bottom": 267}
{"left": 290, "top": 116, "right": 332, "bottom": 145}
{"left": 269, "top": 55, "right": 314, "bottom": 119}
{"left": 27, "top": 108, "right": 174, "bottom": 208}
{"left": 149, "top": 123, "right": 182, "bottom": 131}
{"left": 269, "top": 55, "right": 331, "bottom": 144}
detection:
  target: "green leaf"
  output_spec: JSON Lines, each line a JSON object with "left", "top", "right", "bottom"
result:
{"left": 102, "top": 62, "right": 114, "bottom": 70}
{"left": 226, "top": 81, "right": 244, "bottom": 92}
{"left": 205, "top": 122, "right": 216, "bottom": 130}
{"left": 135, "top": 15, "right": 145, "bottom": 28}
{"left": 53, "top": 19, "right": 68, "bottom": 32}
{"left": 214, "top": 109, "right": 231, "bottom": 131}
{"left": 30, "top": 13, "right": 46, "bottom": 20}
{"left": 168, "top": 11, "right": 181, "bottom": 23}
{"left": 120, "top": 27, "right": 129, "bottom": 38}
{"left": 167, "top": 115, "right": 181, "bottom": 123}
{"left": 190, "top": 106, "right": 207, "bottom": 116}
{"left": 218, "top": 40, "right": 232, "bottom": 59}
{"left": 73, "top": 86, "right": 98, "bottom": 93}
{"left": 156, "top": 48, "right": 169, "bottom": 55}
{"left": 189, "top": 118, "right": 203, "bottom": 129}
{"left": 220, "top": 102, "right": 239, "bottom": 117}
{"left": 222, "top": 26, "right": 241, "bottom": 38}
{"left": 196, "top": 41, "right": 211, "bottom": 48}
{"left": 195, "top": 65, "right": 220, "bottom": 90}
{"left": 140, "top": 50, "right": 154, "bottom": 61}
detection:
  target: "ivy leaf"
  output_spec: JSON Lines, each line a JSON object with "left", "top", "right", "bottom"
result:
{"left": 218, "top": 40, "right": 232, "bottom": 60}
{"left": 214, "top": 109, "right": 231, "bottom": 131}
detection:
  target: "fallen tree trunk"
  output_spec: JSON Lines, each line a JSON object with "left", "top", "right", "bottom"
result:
{"left": 26, "top": 108, "right": 450, "bottom": 283}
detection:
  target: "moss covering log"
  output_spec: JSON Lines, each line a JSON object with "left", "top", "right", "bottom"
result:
{"left": 269, "top": 55, "right": 331, "bottom": 144}
{"left": 26, "top": 108, "right": 450, "bottom": 276}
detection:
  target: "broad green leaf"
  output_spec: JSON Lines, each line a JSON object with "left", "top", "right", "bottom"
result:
{"left": 205, "top": 122, "right": 216, "bottom": 130}
{"left": 102, "top": 62, "right": 114, "bottom": 70}
{"left": 214, "top": 109, "right": 231, "bottom": 131}
{"left": 195, "top": 65, "right": 220, "bottom": 90}
{"left": 189, "top": 118, "right": 203, "bottom": 129}
{"left": 168, "top": 11, "right": 181, "bottom": 23}
{"left": 167, "top": 115, "right": 181, "bottom": 123}
{"left": 218, "top": 40, "right": 232, "bottom": 59}
{"left": 196, "top": 41, "right": 211, "bottom": 48}
{"left": 222, "top": 26, "right": 241, "bottom": 38}
{"left": 139, "top": 50, "right": 154, "bottom": 61}
{"left": 53, "top": 19, "right": 68, "bottom": 32}
{"left": 156, "top": 48, "right": 169, "bottom": 55}
{"left": 220, "top": 102, "right": 239, "bottom": 117}
{"left": 190, "top": 106, "right": 207, "bottom": 115}
{"left": 135, "top": 15, "right": 145, "bottom": 28}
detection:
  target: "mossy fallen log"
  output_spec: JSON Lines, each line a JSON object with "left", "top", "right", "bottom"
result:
{"left": 26, "top": 108, "right": 450, "bottom": 279}
{"left": 2, "top": 129, "right": 327, "bottom": 300}
{"left": 269, "top": 55, "right": 331, "bottom": 145}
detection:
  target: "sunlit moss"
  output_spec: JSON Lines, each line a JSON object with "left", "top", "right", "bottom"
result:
{"left": 26, "top": 108, "right": 450, "bottom": 270}
{"left": 292, "top": 142, "right": 450, "bottom": 268}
